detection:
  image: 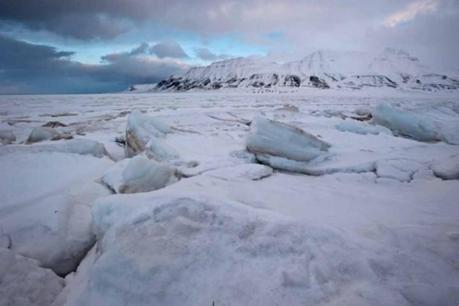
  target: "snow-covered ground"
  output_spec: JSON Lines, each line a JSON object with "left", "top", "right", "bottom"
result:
{"left": 0, "top": 89, "right": 458, "bottom": 305}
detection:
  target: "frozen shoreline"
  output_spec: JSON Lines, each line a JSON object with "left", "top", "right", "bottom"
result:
{"left": 0, "top": 91, "right": 458, "bottom": 306}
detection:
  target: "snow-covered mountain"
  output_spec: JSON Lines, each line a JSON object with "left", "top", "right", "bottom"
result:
{"left": 149, "top": 48, "right": 459, "bottom": 92}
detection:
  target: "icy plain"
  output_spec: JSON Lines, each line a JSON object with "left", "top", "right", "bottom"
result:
{"left": 0, "top": 89, "right": 458, "bottom": 306}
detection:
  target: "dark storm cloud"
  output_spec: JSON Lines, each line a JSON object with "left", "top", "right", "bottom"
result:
{"left": 0, "top": 34, "right": 81, "bottom": 82}
{"left": 194, "top": 48, "right": 230, "bottom": 61}
{"left": 0, "top": 1, "right": 406, "bottom": 40}
{"left": 0, "top": 0, "right": 137, "bottom": 39}
{"left": 0, "top": 35, "right": 187, "bottom": 94}
{"left": 0, "top": 34, "right": 74, "bottom": 69}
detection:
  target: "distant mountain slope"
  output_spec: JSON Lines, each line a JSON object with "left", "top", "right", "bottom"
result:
{"left": 137, "top": 48, "right": 459, "bottom": 92}
{"left": 368, "top": 48, "right": 429, "bottom": 83}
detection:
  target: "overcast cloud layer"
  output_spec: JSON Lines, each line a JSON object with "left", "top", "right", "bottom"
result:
{"left": 0, "top": 0, "right": 458, "bottom": 94}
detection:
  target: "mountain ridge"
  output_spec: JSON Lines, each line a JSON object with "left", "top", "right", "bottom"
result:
{"left": 130, "top": 48, "right": 459, "bottom": 92}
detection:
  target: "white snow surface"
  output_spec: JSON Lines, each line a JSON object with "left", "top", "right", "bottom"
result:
{"left": 0, "top": 90, "right": 458, "bottom": 305}
{"left": 203, "top": 163, "right": 273, "bottom": 181}
{"left": 0, "top": 149, "right": 113, "bottom": 275}
{"left": 0, "top": 129, "right": 16, "bottom": 144}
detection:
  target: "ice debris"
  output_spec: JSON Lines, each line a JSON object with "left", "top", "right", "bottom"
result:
{"left": 0, "top": 139, "right": 110, "bottom": 158}
{"left": 0, "top": 248, "right": 64, "bottom": 306}
{"left": 373, "top": 103, "right": 459, "bottom": 144}
{"left": 0, "top": 129, "right": 16, "bottom": 144}
{"left": 53, "top": 195, "right": 398, "bottom": 306}
{"left": 376, "top": 159, "right": 423, "bottom": 182}
{"left": 101, "top": 155, "right": 178, "bottom": 193}
{"left": 0, "top": 149, "right": 113, "bottom": 275}
{"left": 59, "top": 139, "right": 109, "bottom": 158}
{"left": 125, "top": 110, "right": 172, "bottom": 157}
{"left": 145, "top": 137, "right": 180, "bottom": 162}
{"left": 246, "top": 115, "right": 330, "bottom": 172}
{"left": 26, "top": 127, "right": 62, "bottom": 143}
{"left": 432, "top": 155, "right": 459, "bottom": 180}
{"left": 336, "top": 119, "right": 391, "bottom": 135}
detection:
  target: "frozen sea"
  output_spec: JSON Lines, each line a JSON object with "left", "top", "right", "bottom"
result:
{"left": 0, "top": 89, "right": 458, "bottom": 306}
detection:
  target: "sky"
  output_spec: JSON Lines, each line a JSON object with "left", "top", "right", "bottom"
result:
{"left": 0, "top": 0, "right": 458, "bottom": 94}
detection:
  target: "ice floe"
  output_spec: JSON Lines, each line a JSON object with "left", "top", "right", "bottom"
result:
{"left": 0, "top": 138, "right": 110, "bottom": 159}
{"left": 145, "top": 137, "right": 180, "bottom": 162}
{"left": 373, "top": 103, "right": 459, "bottom": 144}
{"left": 26, "top": 127, "right": 62, "bottom": 143}
{"left": 336, "top": 119, "right": 391, "bottom": 135}
{"left": 247, "top": 115, "right": 330, "bottom": 172}
{"left": 125, "top": 110, "right": 172, "bottom": 157}
{"left": 101, "top": 155, "right": 178, "bottom": 193}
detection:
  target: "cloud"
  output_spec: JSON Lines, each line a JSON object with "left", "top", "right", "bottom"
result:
{"left": 0, "top": 35, "right": 188, "bottom": 94}
{"left": 384, "top": 0, "right": 439, "bottom": 28}
{"left": 1, "top": 0, "right": 458, "bottom": 88}
{"left": 0, "top": 0, "right": 137, "bottom": 39}
{"left": 130, "top": 42, "right": 150, "bottom": 55}
{"left": 0, "top": 33, "right": 79, "bottom": 83}
{"left": 194, "top": 47, "right": 230, "bottom": 61}
{"left": 100, "top": 41, "right": 188, "bottom": 62}
{"left": 0, "top": 34, "right": 74, "bottom": 68}
{"left": 0, "top": 1, "right": 401, "bottom": 40}
{"left": 366, "top": 2, "right": 459, "bottom": 71}
{"left": 98, "top": 43, "right": 188, "bottom": 83}
{"left": 150, "top": 41, "right": 189, "bottom": 59}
